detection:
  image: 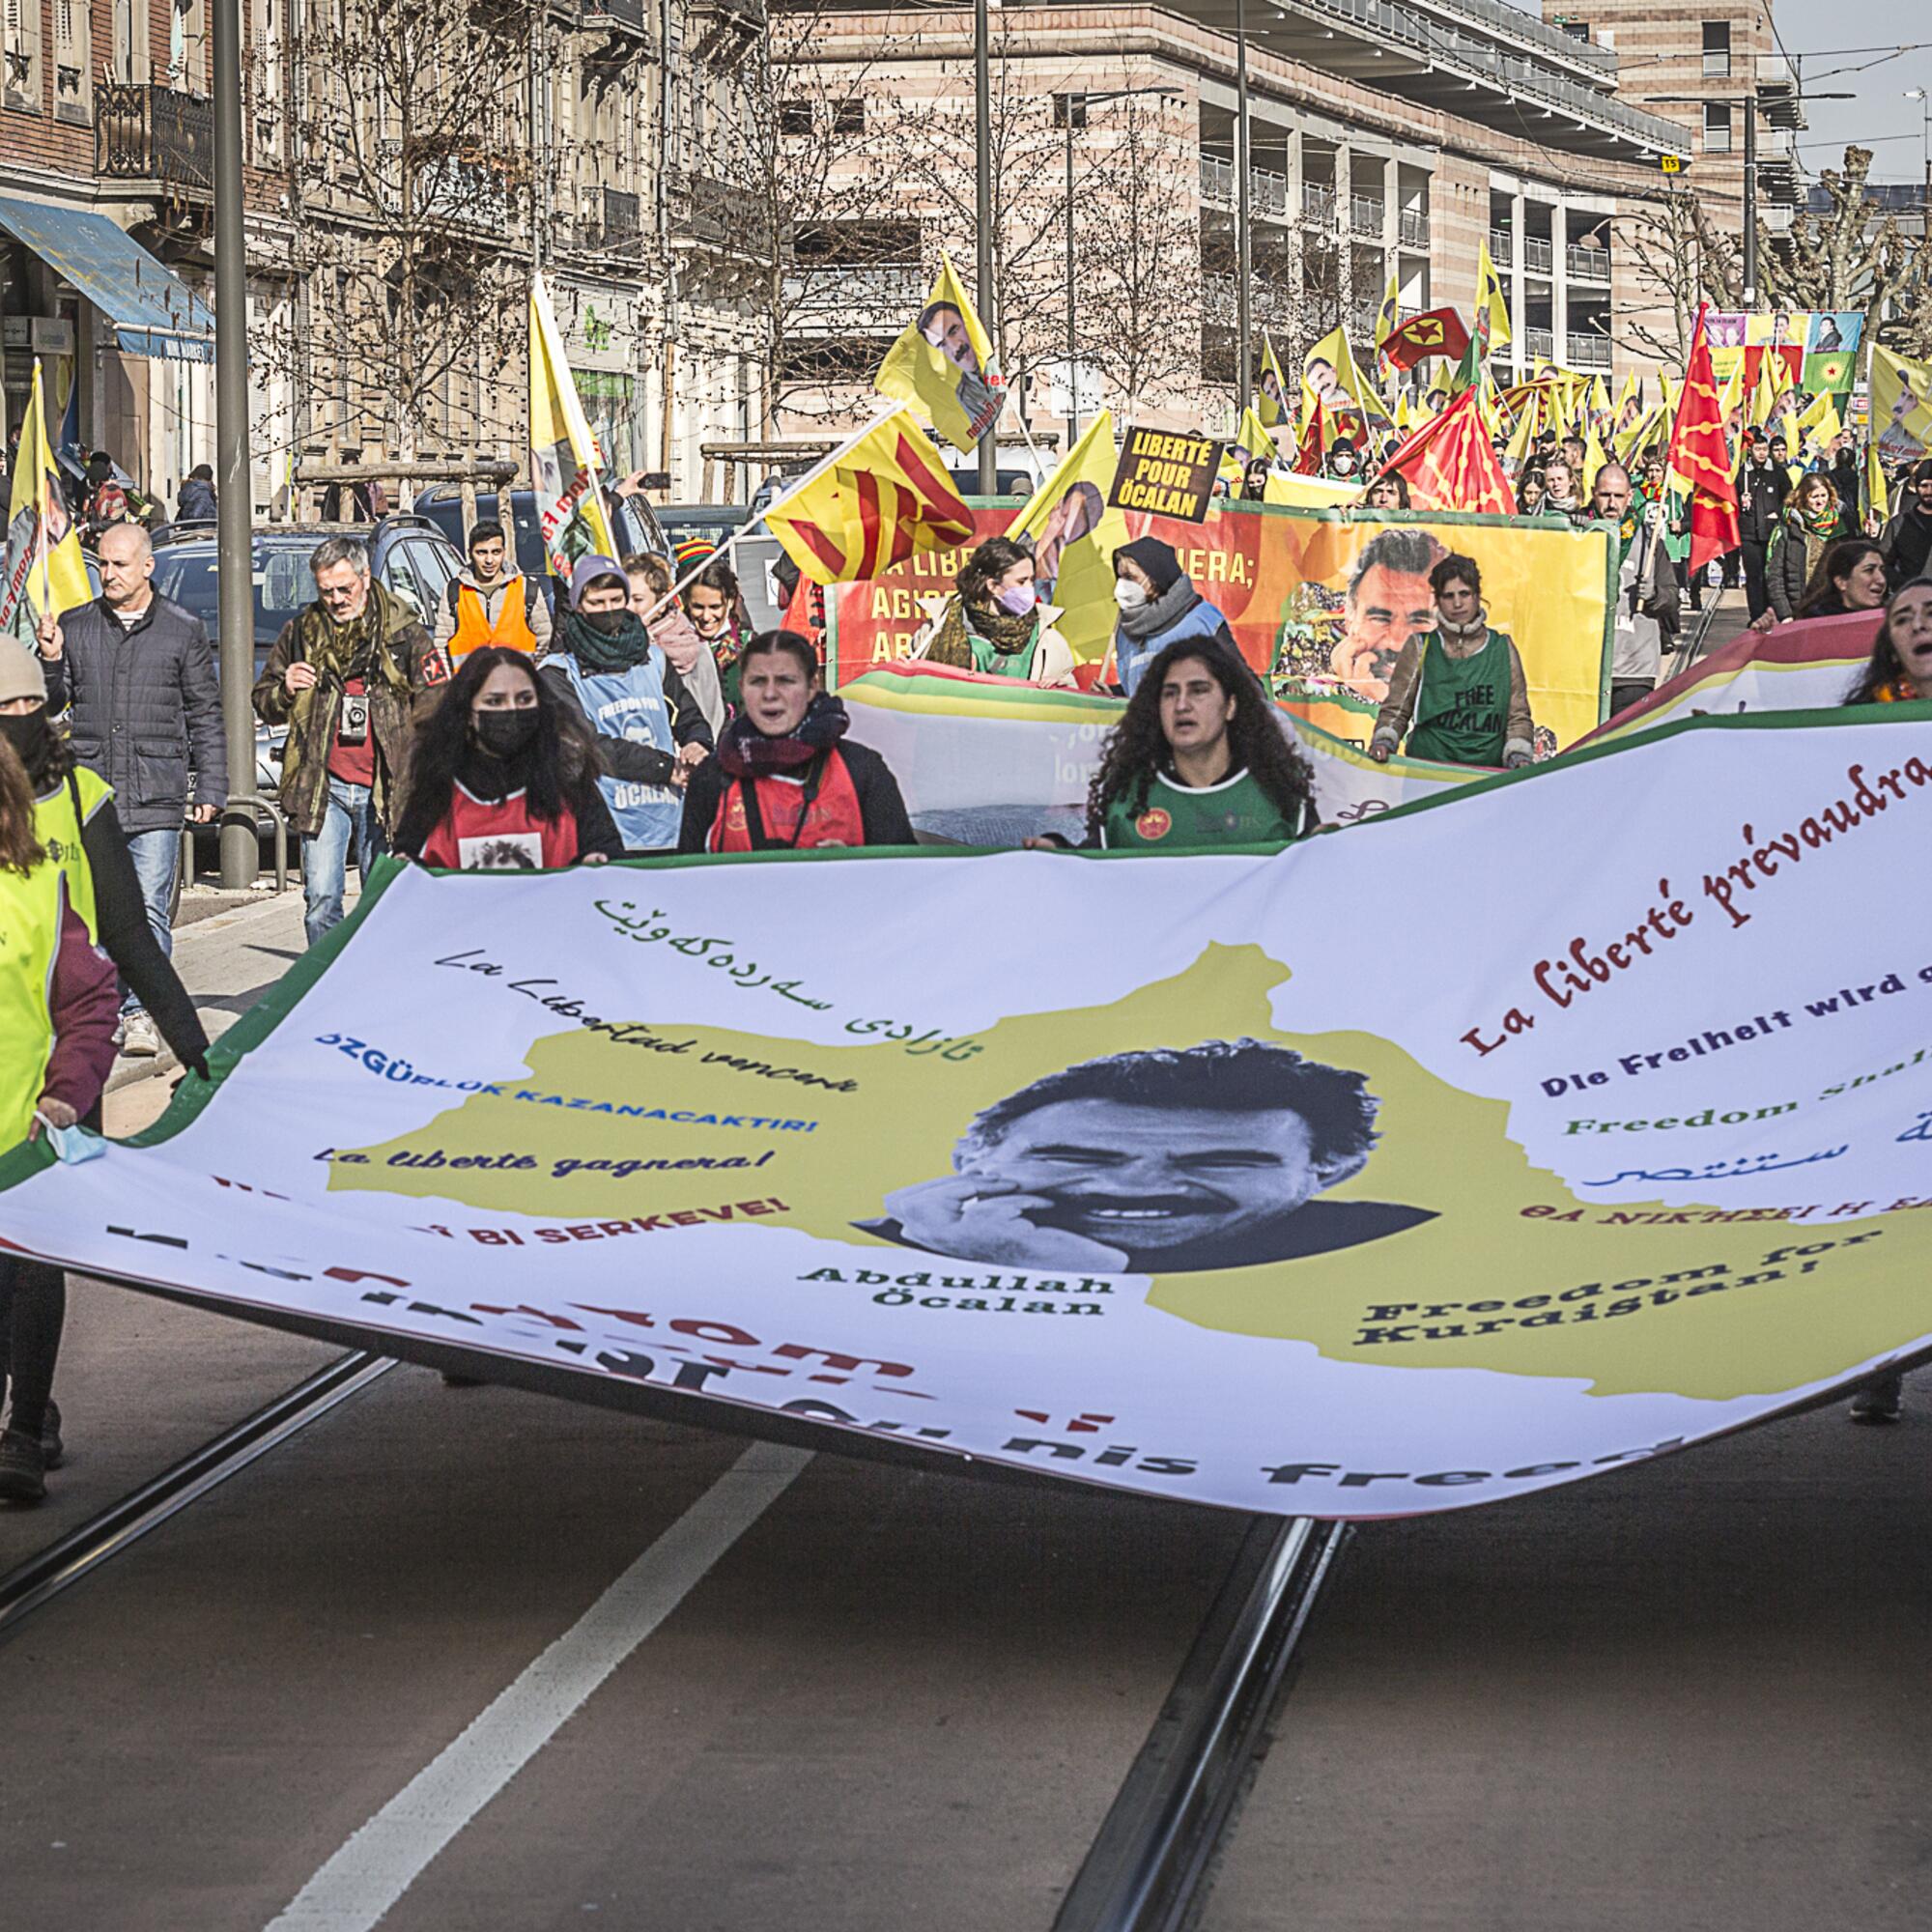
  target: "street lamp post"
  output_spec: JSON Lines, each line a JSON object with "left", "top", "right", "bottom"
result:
{"left": 1908, "top": 90, "right": 1932, "bottom": 227}
{"left": 1235, "top": 0, "right": 1252, "bottom": 412}
{"left": 974, "top": 0, "right": 997, "bottom": 496}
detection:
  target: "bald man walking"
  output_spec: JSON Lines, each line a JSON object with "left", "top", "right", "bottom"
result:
{"left": 36, "top": 522, "right": 226, "bottom": 1058}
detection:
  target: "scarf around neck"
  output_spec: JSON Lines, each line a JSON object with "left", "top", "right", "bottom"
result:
{"left": 1119, "top": 573, "right": 1200, "bottom": 642}
{"left": 297, "top": 582, "right": 412, "bottom": 694}
{"left": 1435, "top": 607, "right": 1492, "bottom": 653}
{"left": 717, "top": 692, "right": 850, "bottom": 777}
{"left": 562, "top": 606, "right": 657, "bottom": 674}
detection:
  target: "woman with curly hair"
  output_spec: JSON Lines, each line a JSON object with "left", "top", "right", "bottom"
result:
{"left": 1793, "top": 537, "right": 1889, "bottom": 620}
{"left": 913, "top": 535, "right": 1078, "bottom": 688}
{"left": 393, "top": 646, "right": 621, "bottom": 869}
{"left": 1033, "top": 639, "right": 1317, "bottom": 851}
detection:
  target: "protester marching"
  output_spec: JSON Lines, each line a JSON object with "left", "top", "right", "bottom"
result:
{"left": 5, "top": 217, "right": 1931, "bottom": 1500}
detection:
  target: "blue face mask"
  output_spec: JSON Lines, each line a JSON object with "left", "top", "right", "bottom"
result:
{"left": 40, "top": 1121, "right": 105, "bottom": 1165}
{"left": 994, "top": 582, "right": 1037, "bottom": 617}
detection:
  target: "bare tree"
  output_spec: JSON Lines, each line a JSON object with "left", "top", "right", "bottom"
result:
{"left": 269, "top": 0, "right": 532, "bottom": 460}
{"left": 1614, "top": 188, "right": 1742, "bottom": 368}
{"left": 1757, "top": 145, "right": 1929, "bottom": 354}
{"left": 1071, "top": 91, "right": 1203, "bottom": 416}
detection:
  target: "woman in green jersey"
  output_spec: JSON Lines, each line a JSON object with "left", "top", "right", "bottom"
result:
{"left": 1368, "top": 554, "right": 1534, "bottom": 770}
{"left": 1033, "top": 640, "right": 1318, "bottom": 851}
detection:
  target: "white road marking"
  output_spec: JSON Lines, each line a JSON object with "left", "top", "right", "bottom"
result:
{"left": 265, "top": 1441, "right": 812, "bottom": 1931}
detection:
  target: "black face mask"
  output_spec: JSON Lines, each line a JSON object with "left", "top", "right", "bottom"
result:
{"left": 473, "top": 708, "right": 541, "bottom": 759}
{"left": 0, "top": 708, "right": 50, "bottom": 774}
{"left": 584, "top": 609, "right": 630, "bottom": 636}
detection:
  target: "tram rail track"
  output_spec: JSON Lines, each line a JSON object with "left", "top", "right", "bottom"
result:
{"left": 0, "top": 1350, "right": 394, "bottom": 1642}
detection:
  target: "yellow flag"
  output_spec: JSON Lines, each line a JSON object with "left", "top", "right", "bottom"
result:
{"left": 764, "top": 406, "right": 976, "bottom": 587}
{"left": 875, "top": 256, "right": 1002, "bottom": 456}
{"left": 1714, "top": 360, "right": 1745, "bottom": 428}
{"left": 1221, "top": 404, "right": 1281, "bottom": 483}
{"left": 1750, "top": 350, "right": 1794, "bottom": 430}
{"left": 1580, "top": 421, "right": 1609, "bottom": 493}
{"left": 1257, "top": 332, "right": 1293, "bottom": 429}
{"left": 1373, "top": 270, "right": 1402, "bottom": 358}
{"left": 1871, "top": 344, "right": 1932, "bottom": 469}
{"left": 1301, "top": 326, "right": 1388, "bottom": 433}
{"left": 1869, "top": 437, "right": 1890, "bottom": 523}
{"left": 529, "top": 273, "right": 618, "bottom": 579}
{"left": 1007, "top": 409, "right": 1129, "bottom": 668}
{"left": 1, "top": 358, "right": 90, "bottom": 633}
{"left": 1504, "top": 389, "right": 1539, "bottom": 469}
{"left": 1262, "top": 471, "right": 1367, "bottom": 510}
{"left": 1475, "top": 242, "right": 1511, "bottom": 352}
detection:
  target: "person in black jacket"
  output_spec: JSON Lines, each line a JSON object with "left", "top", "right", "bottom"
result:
{"left": 1734, "top": 429, "right": 1792, "bottom": 623}
{"left": 34, "top": 522, "right": 226, "bottom": 1058}
{"left": 175, "top": 464, "right": 216, "bottom": 524}
{"left": 1879, "top": 459, "right": 1932, "bottom": 592}
{"left": 678, "top": 631, "right": 913, "bottom": 853}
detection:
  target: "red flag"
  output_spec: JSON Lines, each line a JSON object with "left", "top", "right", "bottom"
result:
{"left": 1293, "top": 392, "right": 1331, "bottom": 475}
{"left": 1666, "top": 304, "right": 1740, "bottom": 576}
{"left": 1378, "top": 387, "right": 1514, "bottom": 514}
{"left": 1381, "top": 306, "right": 1471, "bottom": 373}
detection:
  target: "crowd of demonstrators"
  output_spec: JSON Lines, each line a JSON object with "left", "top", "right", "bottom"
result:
{"left": 1030, "top": 641, "right": 1318, "bottom": 853}
{"left": 435, "top": 518, "right": 551, "bottom": 660}
{"left": 393, "top": 646, "right": 620, "bottom": 869}
{"left": 1107, "top": 537, "right": 1239, "bottom": 697}
{"left": 1734, "top": 428, "right": 1792, "bottom": 622}
{"left": 0, "top": 734, "right": 122, "bottom": 1503}
{"left": 252, "top": 534, "right": 447, "bottom": 948}
{"left": 678, "top": 631, "right": 914, "bottom": 853}
{"left": 1370, "top": 555, "right": 1534, "bottom": 770}
{"left": 32, "top": 523, "right": 225, "bottom": 1057}
{"left": 539, "top": 555, "right": 712, "bottom": 857}
{"left": 915, "top": 536, "right": 1078, "bottom": 688}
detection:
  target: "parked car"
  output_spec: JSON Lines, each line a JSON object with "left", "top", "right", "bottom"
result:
{"left": 413, "top": 485, "right": 671, "bottom": 611}
{"left": 149, "top": 514, "right": 467, "bottom": 822}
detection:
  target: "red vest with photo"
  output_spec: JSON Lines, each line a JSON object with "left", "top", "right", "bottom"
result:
{"left": 419, "top": 783, "right": 580, "bottom": 870}
{"left": 706, "top": 753, "right": 866, "bottom": 851}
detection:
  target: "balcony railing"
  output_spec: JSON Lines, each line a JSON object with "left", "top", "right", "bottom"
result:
{"left": 1566, "top": 331, "right": 1612, "bottom": 369}
{"left": 1487, "top": 225, "right": 1513, "bottom": 262}
{"left": 1350, "top": 194, "right": 1385, "bottom": 236}
{"left": 1565, "top": 243, "right": 1610, "bottom": 282}
{"left": 1302, "top": 182, "right": 1337, "bottom": 224}
{"left": 1522, "top": 235, "right": 1553, "bottom": 275}
{"left": 581, "top": 186, "right": 643, "bottom": 253}
{"left": 1524, "top": 326, "right": 1554, "bottom": 361}
{"left": 781, "top": 263, "right": 927, "bottom": 334}
{"left": 1199, "top": 156, "right": 1291, "bottom": 218}
{"left": 95, "top": 81, "right": 213, "bottom": 192}
{"left": 1399, "top": 207, "right": 1430, "bottom": 249}
{"left": 668, "top": 169, "right": 773, "bottom": 260}
{"left": 582, "top": 0, "right": 650, "bottom": 32}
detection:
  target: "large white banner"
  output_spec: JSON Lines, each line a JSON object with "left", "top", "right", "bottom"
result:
{"left": 4, "top": 705, "right": 1930, "bottom": 1518}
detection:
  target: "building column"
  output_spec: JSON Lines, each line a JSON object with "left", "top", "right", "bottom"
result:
{"left": 1511, "top": 184, "right": 1526, "bottom": 381}
{"left": 1334, "top": 143, "right": 1353, "bottom": 321}
{"left": 1551, "top": 195, "right": 1569, "bottom": 370}
{"left": 1285, "top": 127, "right": 1305, "bottom": 330}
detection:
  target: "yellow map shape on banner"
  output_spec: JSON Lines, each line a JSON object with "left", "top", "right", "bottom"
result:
{"left": 337, "top": 944, "right": 1923, "bottom": 1400}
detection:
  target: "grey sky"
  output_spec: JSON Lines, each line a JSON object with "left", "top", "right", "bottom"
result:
{"left": 1769, "top": 4, "right": 1932, "bottom": 188}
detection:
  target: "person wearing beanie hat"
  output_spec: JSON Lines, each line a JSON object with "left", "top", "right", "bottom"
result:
{"left": 1324, "top": 436, "right": 1361, "bottom": 482}
{"left": 538, "top": 552, "right": 714, "bottom": 855}
{"left": 1104, "top": 535, "right": 1239, "bottom": 697}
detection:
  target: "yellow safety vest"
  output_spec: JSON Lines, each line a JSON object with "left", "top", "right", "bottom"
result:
{"left": 32, "top": 764, "right": 112, "bottom": 939}
{"left": 0, "top": 858, "right": 64, "bottom": 1150}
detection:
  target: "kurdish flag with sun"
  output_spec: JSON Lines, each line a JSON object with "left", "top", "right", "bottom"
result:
{"left": 763, "top": 407, "right": 977, "bottom": 586}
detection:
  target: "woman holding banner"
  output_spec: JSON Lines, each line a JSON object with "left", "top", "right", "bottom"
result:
{"left": 1030, "top": 640, "right": 1316, "bottom": 851}
{"left": 915, "top": 538, "right": 1078, "bottom": 689}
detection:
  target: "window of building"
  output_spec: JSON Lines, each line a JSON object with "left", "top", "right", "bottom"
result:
{"left": 831, "top": 97, "right": 864, "bottom": 134}
{"left": 1702, "top": 21, "right": 1731, "bottom": 79}
{"left": 54, "top": 0, "right": 88, "bottom": 121}
{"left": 1051, "top": 92, "right": 1088, "bottom": 129}
{"left": 779, "top": 99, "right": 813, "bottom": 136}
{"left": 1558, "top": 19, "right": 1590, "bottom": 42}
{"left": 4, "top": 0, "right": 44, "bottom": 111}
{"left": 1704, "top": 99, "right": 1732, "bottom": 154}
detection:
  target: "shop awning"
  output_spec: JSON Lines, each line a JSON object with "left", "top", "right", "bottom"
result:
{"left": 0, "top": 195, "right": 214, "bottom": 361}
